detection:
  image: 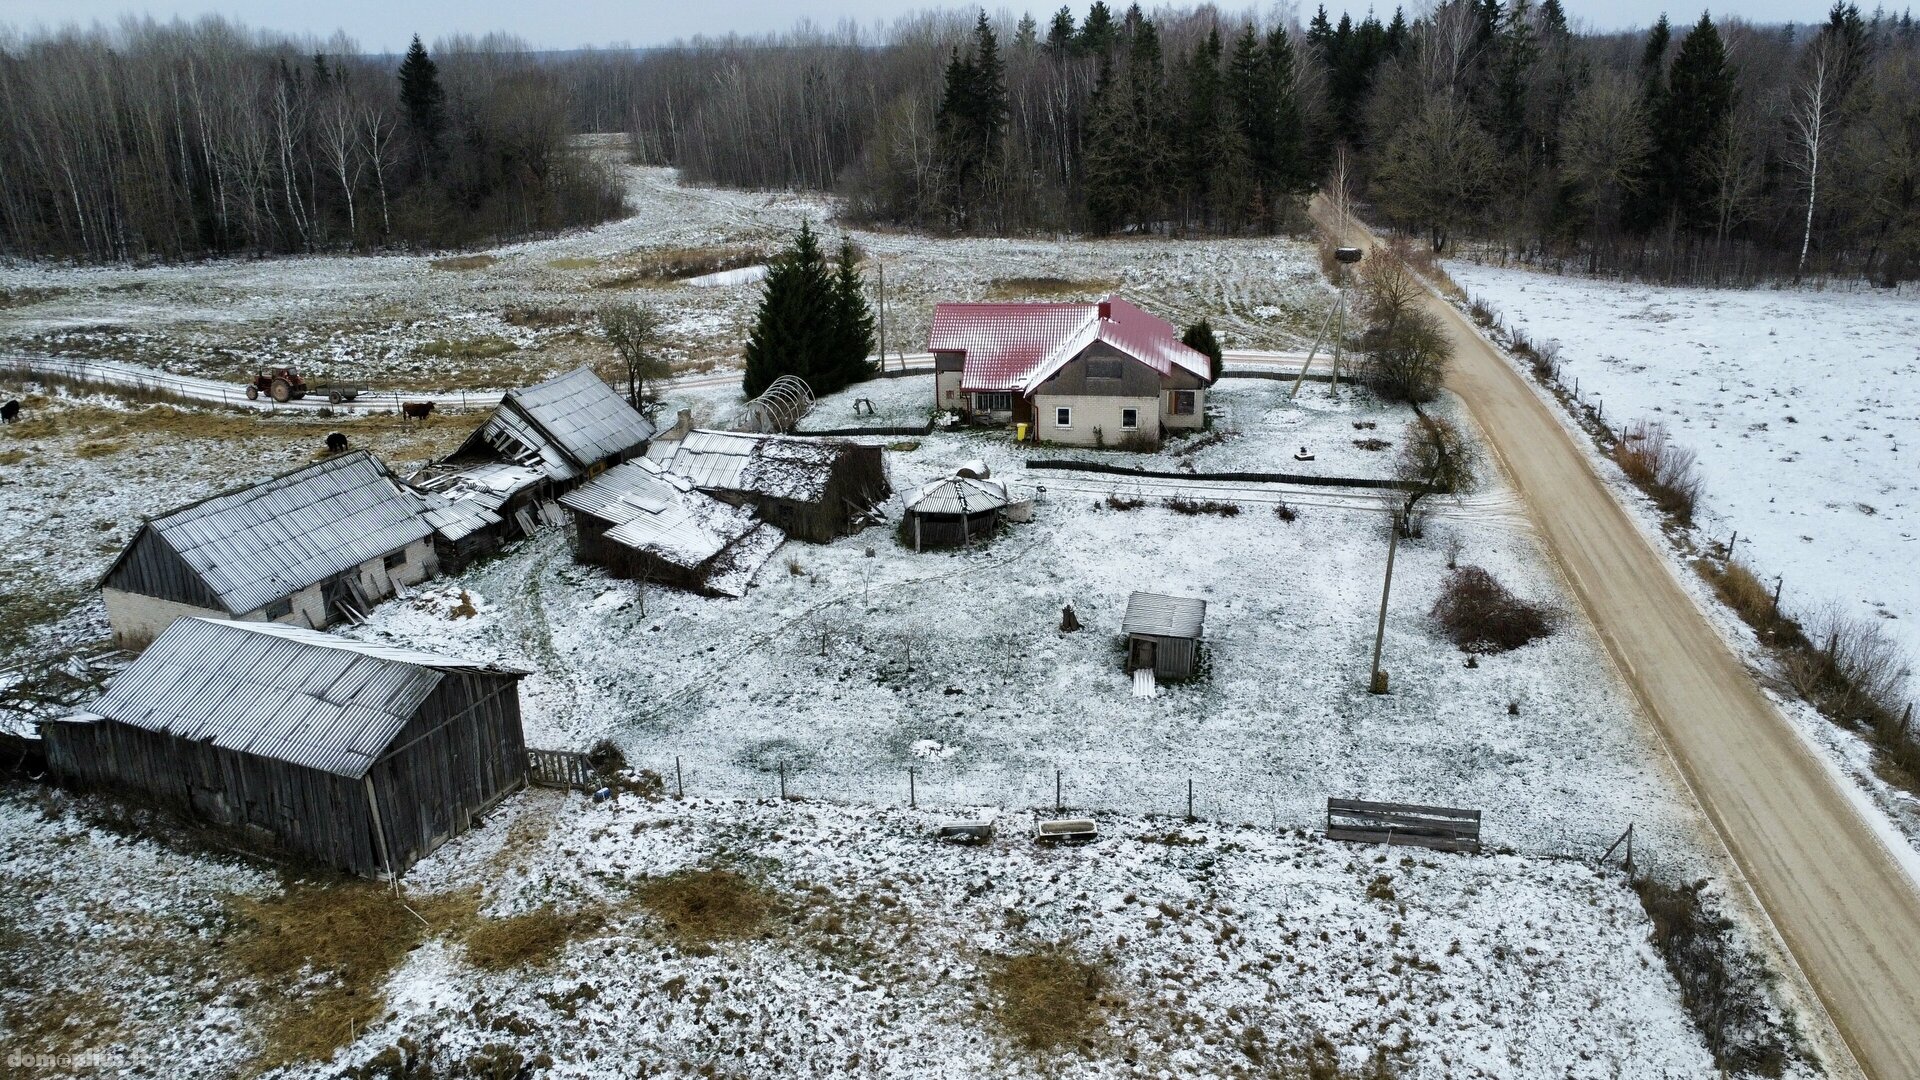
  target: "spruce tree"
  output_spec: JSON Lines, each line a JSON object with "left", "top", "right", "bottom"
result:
{"left": 1047, "top": 7, "right": 1076, "bottom": 55}
{"left": 1014, "top": 13, "right": 1038, "bottom": 50}
{"left": 743, "top": 221, "right": 832, "bottom": 400}
{"left": 827, "top": 239, "right": 878, "bottom": 391}
{"left": 1494, "top": 0, "right": 1540, "bottom": 154}
{"left": 1182, "top": 320, "right": 1224, "bottom": 381}
{"left": 1661, "top": 13, "right": 1736, "bottom": 229}
{"left": 397, "top": 35, "right": 445, "bottom": 168}
{"left": 1078, "top": 2, "right": 1119, "bottom": 55}
{"left": 1182, "top": 28, "right": 1226, "bottom": 228}
{"left": 1082, "top": 57, "right": 1130, "bottom": 232}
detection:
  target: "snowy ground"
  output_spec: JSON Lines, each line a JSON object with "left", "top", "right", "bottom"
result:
{"left": 0, "top": 160, "right": 1329, "bottom": 394}
{"left": 0, "top": 783, "right": 1797, "bottom": 1080}
{"left": 1444, "top": 260, "right": 1920, "bottom": 693}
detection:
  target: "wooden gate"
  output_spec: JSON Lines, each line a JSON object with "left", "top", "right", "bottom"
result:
{"left": 526, "top": 749, "right": 596, "bottom": 791}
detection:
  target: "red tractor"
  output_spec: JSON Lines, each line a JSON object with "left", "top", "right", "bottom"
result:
{"left": 243, "top": 367, "right": 308, "bottom": 403}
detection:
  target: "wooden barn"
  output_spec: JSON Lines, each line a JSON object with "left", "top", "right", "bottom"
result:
{"left": 1123, "top": 591, "right": 1206, "bottom": 679}
{"left": 99, "top": 451, "right": 438, "bottom": 650}
{"left": 647, "top": 430, "right": 890, "bottom": 543}
{"left": 560, "top": 460, "right": 786, "bottom": 597}
{"left": 904, "top": 473, "right": 1011, "bottom": 550}
{"left": 413, "top": 367, "right": 656, "bottom": 567}
{"left": 41, "top": 617, "right": 529, "bottom": 877}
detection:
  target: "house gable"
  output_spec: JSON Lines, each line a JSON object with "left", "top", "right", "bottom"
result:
{"left": 100, "top": 525, "right": 229, "bottom": 612}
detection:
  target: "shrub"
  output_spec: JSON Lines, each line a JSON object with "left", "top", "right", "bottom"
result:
{"left": 1164, "top": 497, "right": 1240, "bottom": 517}
{"left": 1613, "top": 420, "right": 1702, "bottom": 524}
{"left": 1104, "top": 493, "right": 1145, "bottom": 511}
{"left": 1633, "top": 877, "right": 1799, "bottom": 1076}
{"left": 1431, "top": 565, "right": 1555, "bottom": 653}
{"left": 1695, "top": 560, "right": 1801, "bottom": 646}
{"left": 1274, "top": 501, "right": 1297, "bottom": 523}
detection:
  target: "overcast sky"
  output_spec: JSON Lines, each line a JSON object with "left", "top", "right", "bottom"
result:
{"left": 0, "top": 1, "right": 1842, "bottom": 52}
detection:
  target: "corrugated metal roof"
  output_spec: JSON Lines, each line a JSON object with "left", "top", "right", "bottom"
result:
{"left": 652, "top": 430, "right": 847, "bottom": 503}
{"left": 510, "top": 367, "right": 655, "bottom": 472}
{"left": 1122, "top": 591, "right": 1206, "bottom": 640}
{"left": 138, "top": 452, "right": 433, "bottom": 615}
{"left": 561, "top": 461, "right": 769, "bottom": 569}
{"left": 927, "top": 296, "right": 1213, "bottom": 393}
{"left": 907, "top": 475, "right": 1010, "bottom": 516}
{"left": 87, "top": 618, "right": 525, "bottom": 779}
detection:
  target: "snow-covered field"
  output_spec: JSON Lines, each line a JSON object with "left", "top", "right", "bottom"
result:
{"left": 0, "top": 162, "right": 1329, "bottom": 394}
{"left": 0, "top": 784, "right": 1792, "bottom": 1080}
{"left": 1445, "top": 261, "right": 1920, "bottom": 690}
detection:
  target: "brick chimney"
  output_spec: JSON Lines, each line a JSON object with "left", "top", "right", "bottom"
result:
{"left": 1097, "top": 300, "right": 1111, "bottom": 321}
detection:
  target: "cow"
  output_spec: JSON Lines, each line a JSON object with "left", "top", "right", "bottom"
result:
{"left": 401, "top": 401, "right": 435, "bottom": 420}
{"left": 325, "top": 431, "right": 349, "bottom": 453}
{"left": 0, "top": 399, "right": 19, "bottom": 423}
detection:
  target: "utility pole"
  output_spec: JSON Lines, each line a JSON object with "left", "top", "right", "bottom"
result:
{"left": 1369, "top": 508, "right": 1403, "bottom": 694}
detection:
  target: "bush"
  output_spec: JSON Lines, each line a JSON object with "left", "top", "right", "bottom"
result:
{"left": 1696, "top": 560, "right": 1802, "bottom": 646}
{"left": 1431, "top": 565, "right": 1554, "bottom": 653}
{"left": 1104, "top": 493, "right": 1145, "bottom": 511}
{"left": 1274, "top": 501, "right": 1297, "bottom": 523}
{"left": 1164, "top": 497, "right": 1240, "bottom": 516}
{"left": 1633, "top": 877, "right": 1799, "bottom": 1076}
{"left": 1613, "top": 421, "right": 1702, "bottom": 524}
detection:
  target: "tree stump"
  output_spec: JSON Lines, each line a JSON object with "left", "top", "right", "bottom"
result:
{"left": 1059, "top": 604, "right": 1081, "bottom": 633}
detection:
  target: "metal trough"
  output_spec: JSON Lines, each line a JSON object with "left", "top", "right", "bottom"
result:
{"left": 1032, "top": 817, "right": 1098, "bottom": 844}
{"left": 936, "top": 818, "right": 996, "bottom": 844}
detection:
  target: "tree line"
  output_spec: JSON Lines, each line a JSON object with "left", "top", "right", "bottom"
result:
{"left": 607, "top": 2, "right": 1920, "bottom": 285}
{"left": 0, "top": 19, "right": 627, "bottom": 262}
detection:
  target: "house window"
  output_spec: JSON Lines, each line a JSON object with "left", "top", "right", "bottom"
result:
{"left": 974, "top": 392, "right": 1012, "bottom": 412}
{"left": 1086, "top": 358, "right": 1123, "bottom": 380}
{"left": 945, "top": 389, "right": 955, "bottom": 400}
{"left": 1055, "top": 407, "right": 1072, "bottom": 428}
{"left": 384, "top": 550, "right": 408, "bottom": 571}
{"left": 1121, "top": 408, "right": 1139, "bottom": 430}
{"left": 1171, "top": 390, "right": 1197, "bottom": 415}
{"left": 263, "top": 597, "right": 293, "bottom": 620}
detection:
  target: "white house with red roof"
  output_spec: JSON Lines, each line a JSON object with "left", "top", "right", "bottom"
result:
{"left": 926, "top": 296, "right": 1215, "bottom": 448}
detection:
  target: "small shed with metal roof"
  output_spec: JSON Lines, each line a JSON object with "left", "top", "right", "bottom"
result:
{"left": 99, "top": 451, "right": 439, "bottom": 650}
{"left": 646, "top": 429, "right": 890, "bottom": 543}
{"left": 40, "top": 617, "right": 530, "bottom": 876}
{"left": 1122, "top": 591, "right": 1207, "bottom": 679}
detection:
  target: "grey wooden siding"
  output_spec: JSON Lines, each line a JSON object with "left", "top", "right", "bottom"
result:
{"left": 102, "top": 527, "right": 227, "bottom": 611}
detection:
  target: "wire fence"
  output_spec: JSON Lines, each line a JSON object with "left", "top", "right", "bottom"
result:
{"left": 0, "top": 353, "right": 491, "bottom": 413}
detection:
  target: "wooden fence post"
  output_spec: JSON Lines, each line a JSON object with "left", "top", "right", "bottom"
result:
{"left": 778, "top": 761, "right": 787, "bottom": 801}
{"left": 674, "top": 755, "right": 683, "bottom": 799}
{"left": 909, "top": 766, "right": 916, "bottom": 809}
{"left": 1772, "top": 576, "right": 1784, "bottom": 618}
{"left": 1055, "top": 769, "right": 1062, "bottom": 814}
{"left": 1186, "top": 778, "right": 1195, "bottom": 822}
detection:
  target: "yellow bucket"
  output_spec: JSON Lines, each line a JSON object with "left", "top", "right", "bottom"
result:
{"left": 1015, "top": 422, "right": 1029, "bottom": 441}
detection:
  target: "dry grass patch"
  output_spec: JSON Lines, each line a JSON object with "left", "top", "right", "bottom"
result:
{"left": 1613, "top": 420, "right": 1703, "bottom": 524}
{"left": 0, "top": 448, "right": 28, "bottom": 466}
{"left": 985, "top": 275, "right": 1118, "bottom": 299}
{"left": 545, "top": 256, "right": 600, "bottom": 271}
{"left": 1695, "top": 559, "right": 1801, "bottom": 646}
{"left": 464, "top": 907, "right": 598, "bottom": 972}
{"left": 634, "top": 867, "right": 777, "bottom": 943}
{"left": 591, "top": 244, "right": 769, "bottom": 290}
{"left": 227, "top": 881, "right": 478, "bottom": 1069}
{"left": 416, "top": 335, "right": 519, "bottom": 361}
{"left": 502, "top": 304, "right": 582, "bottom": 329}
{"left": 429, "top": 254, "right": 497, "bottom": 271}
{"left": 987, "top": 944, "right": 1111, "bottom": 1052}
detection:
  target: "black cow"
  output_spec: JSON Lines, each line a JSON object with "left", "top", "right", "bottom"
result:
{"left": 0, "top": 399, "right": 19, "bottom": 423}
{"left": 401, "top": 401, "right": 435, "bottom": 420}
{"left": 325, "top": 431, "right": 349, "bottom": 453}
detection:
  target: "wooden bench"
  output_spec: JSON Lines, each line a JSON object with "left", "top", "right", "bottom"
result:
{"left": 1325, "top": 798, "right": 1481, "bottom": 853}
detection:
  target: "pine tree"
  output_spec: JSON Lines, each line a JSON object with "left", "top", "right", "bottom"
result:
{"left": 1079, "top": 2, "right": 1119, "bottom": 55}
{"left": 1494, "top": 0, "right": 1540, "bottom": 154}
{"left": 397, "top": 35, "right": 445, "bottom": 164}
{"left": 1082, "top": 57, "right": 1131, "bottom": 232}
{"left": 1124, "top": 14, "right": 1172, "bottom": 230}
{"left": 1014, "top": 13, "right": 1039, "bottom": 50}
{"left": 1181, "top": 28, "right": 1226, "bottom": 228}
{"left": 1047, "top": 7, "right": 1076, "bottom": 55}
{"left": 827, "top": 239, "right": 878, "bottom": 392}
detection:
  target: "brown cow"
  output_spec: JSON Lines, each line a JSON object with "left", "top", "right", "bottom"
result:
{"left": 401, "top": 401, "right": 435, "bottom": 420}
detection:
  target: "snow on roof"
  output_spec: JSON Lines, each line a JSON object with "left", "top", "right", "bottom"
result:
{"left": 927, "top": 295, "right": 1213, "bottom": 393}
{"left": 465, "top": 367, "right": 654, "bottom": 481}
{"left": 113, "top": 451, "right": 433, "bottom": 615}
{"left": 86, "top": 617, "right": 524, "bottom": 779}
{"left": 560, "top": 461, "right": 773, "bottom": 572}
{"left": 651, "top": 430, "right": 849, "bottom": 503}
{"left": 907, "top": 475, "right": 1010, "bottom": 516}
{"left": 1122, "top": 591, "right": 1206, "bottom": 640}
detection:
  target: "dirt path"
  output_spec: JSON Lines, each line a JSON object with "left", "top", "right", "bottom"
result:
{"left": 1336, "top": 221, "right": 1920, "bottom": 1076}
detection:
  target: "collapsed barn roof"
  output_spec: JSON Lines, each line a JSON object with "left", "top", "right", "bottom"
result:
{"left": 99, "top": 450, "right": 434, "bottom": 615}
{"left": 457, "top": 367, "right": 655, "bottom": 483}
{"left": 82, "top": 617, "right": 525, "bottom": 779}
{"left": 560, "top": 460, "right": 783, "bottom": 592}
{"left": 646, "top": 429, "right": 854, "bottom": 503}
{"left": 926, "top": 295, "right": 1214, "bottom": 394}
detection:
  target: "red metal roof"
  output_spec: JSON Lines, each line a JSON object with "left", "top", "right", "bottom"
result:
{"left": 927, "top": 295, "right": 1212, "bottom": 393}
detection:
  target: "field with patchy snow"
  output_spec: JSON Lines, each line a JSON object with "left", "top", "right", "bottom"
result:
{"left": 1444, "top": 260, "right": 1920, "bottom": 692}
{"left": 0, "top": 783, "right": 1806, "bottom": 1080}
{"left": 0, "top": 161, "right": 1328, "bottom": 394}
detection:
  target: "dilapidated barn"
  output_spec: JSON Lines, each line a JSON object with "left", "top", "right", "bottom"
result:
{"left": 560, "top": 460, "right": 786, "bottom": 597}
{"left": 41, "top": 618, "right": 529, "bottom": 877}
{"left": 415, "top": 367, "right": 656, "bottom": 566}
{"left": 1123, "top": 591, "right": 1207, "bottom": 679}
{"left": 648, "top": 429, "right": 889, "bottom": 542}
{"left": 99, "top": 451, "right": 438, "bottom": 650}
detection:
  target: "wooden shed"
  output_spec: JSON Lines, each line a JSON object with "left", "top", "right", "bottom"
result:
{"left": 560, "top": 460, "right": 787, "bottom": 598}
{"left": 647, "top": 430, "right": 891, "bottom": 543}
{"left": 1122, "top": 591, "right": 1206, "bottom": 679}
{"left": 41, "top": 617, "right": 529, "bottom": 877}
{"left": 905, "top": 474, "right": 1010, "bottom": 550}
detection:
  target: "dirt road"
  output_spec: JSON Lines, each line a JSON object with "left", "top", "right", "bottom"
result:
{"left": 1362, "top": 231, "right": 1920, "bottom": 1074}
